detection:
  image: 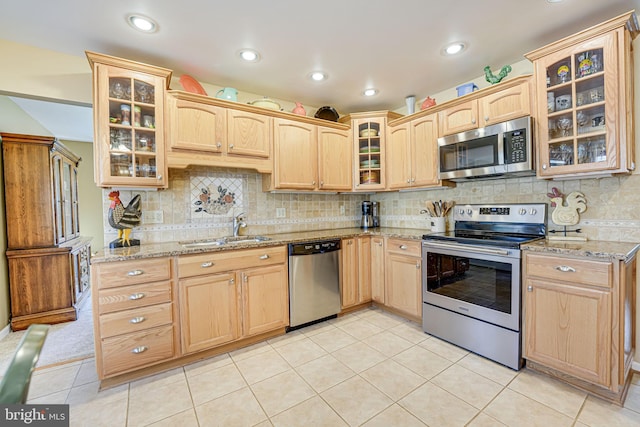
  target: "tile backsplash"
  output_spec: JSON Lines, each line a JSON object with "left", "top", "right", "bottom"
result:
{"left": 102, "top": 167, "right": 640, "bottom": 246}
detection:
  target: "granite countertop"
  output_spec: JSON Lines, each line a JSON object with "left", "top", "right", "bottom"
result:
{"left": 522, "top": 239, "right": 640, "bottom": 263}
{"left": 91, "top": 227, "right": 429, "bottom": 263}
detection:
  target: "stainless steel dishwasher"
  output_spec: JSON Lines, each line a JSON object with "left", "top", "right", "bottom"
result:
{"left": 288, "top": 239, "right": 341, "bottom": 330}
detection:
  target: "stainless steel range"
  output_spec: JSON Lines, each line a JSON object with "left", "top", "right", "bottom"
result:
{"left": 421, "top": 203, "right": 547, "bottom": 370}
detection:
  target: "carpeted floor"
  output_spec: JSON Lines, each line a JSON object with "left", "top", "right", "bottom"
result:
{"left": 0, "top": 295, "right": 94, "bottom": 374}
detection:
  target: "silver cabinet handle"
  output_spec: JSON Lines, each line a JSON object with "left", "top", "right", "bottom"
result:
{"left": 312, "top": 180, "right": 316, "bottom": 185}
{"left": 216, "top": 142, "right": 222, "bottom": 149}
{"left": 229, "top": 278, "right": 235, "bottom": 284}
{"left": 129, "top": 293, "right": 145, "bottom": 300}
{"left": 243, "top": 274, "right": 248, "bottom": 283}
{"left": 320, "top": 181, "right": 324, "bottom": 187}
{"left": 229, "top": 144, "right": 234, "bottom": 149}
{"left": 201, "top": 261, "right": 214, "bottom": 268}
{"left": 555, "top": 265, "right": 576, "bottom": 273}
{"left": 471, "top": 118, "right": 476, "bottom": 124}
{"left": 131, "top": 346, "right": 148, "bottom": 354}
{"left": 157, "top": 174, "right": 163, "bottom": 180}
{"left": 129, "top": 316, "right": 145, "bottom": 324}
{"left": 399, "top": 245, "right": 407, "bottom": 250}
{"left": 416, "top": 262, "right": 420, "bottom": 269}
{"left": 378, "top": 241, "right": 383, "bottom": 246}
{"left": 484, "top": 116, "right": 489, "bottom": 122}
{"left": 406, "top": 179, "right": 411, "bottom": 183}
{"left": 542, "top": 164, "right": 547, "bottom": 170}
{"left": 527, "top": 285, "right": 533, "bottom": 292}
{"left": 259, "top": 254, "right": 269, "bottom": 260}
{"left": 127, "top": 269, "right": 143, "bottom": 276}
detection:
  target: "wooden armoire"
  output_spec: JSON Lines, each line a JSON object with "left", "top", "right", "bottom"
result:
{"left": 1, "top": 133, "right": 92, "bottom": 330}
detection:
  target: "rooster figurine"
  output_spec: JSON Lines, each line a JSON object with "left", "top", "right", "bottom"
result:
{"left": 108, "top": 191, "right": 142, "bottom": 248}
{"left": 547, "top": 186, "right": 587, "bottom": 227}
{"left": 484, "top": 65, "right": 512, "bottom": 84}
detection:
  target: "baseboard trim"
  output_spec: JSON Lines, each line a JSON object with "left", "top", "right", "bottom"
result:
{"left": 0, "top": 324, "right": 10, "bottom": 341}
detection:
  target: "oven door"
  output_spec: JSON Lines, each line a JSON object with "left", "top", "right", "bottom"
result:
{"left": 421, "top": 240, "right": 521, "bottom": 331}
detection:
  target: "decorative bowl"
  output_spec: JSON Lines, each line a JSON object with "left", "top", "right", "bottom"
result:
{"left": 359, "top": 129, "right": 379, "bottom": 137}
{"left": 249, "top": 97, "right": 281, "bottom": 110}
{"left": 314, "top": 106, "right": 339, "bottom": 122}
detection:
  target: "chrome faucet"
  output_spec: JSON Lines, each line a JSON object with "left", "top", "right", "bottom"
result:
{"left": 232, "top": 212, "right": 247, "bottom": 237}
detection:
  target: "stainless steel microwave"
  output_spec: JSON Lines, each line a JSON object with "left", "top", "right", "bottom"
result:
{"left": 438, "top": 116, "right": 534, "bottom": 181}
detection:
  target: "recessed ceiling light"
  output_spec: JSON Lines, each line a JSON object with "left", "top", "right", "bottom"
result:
{"left": 547, "top": 0, "right": 563, "bottom": 3}
{"left": 363, "top": 88, "right": 378, "bottom": 97}
{"left": 239, "top": 49, "right": 260, "bottom": 62}
{"left": 442, "top": 42, "right": 466, "bottom": 56}
{"left": 310, "top": 71, "right": 327, "bottom": 81}
{"left": 126, "top": 14, "right": 158, "bottom": 33}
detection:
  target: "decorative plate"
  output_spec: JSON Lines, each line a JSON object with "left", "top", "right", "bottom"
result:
{"left": 314, "top": 106, "right": 339, "bottom": 122}
{"left": 179, "top": 75, "right": 207, "bottom": 96}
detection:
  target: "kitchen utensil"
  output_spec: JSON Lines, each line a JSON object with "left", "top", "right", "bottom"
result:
{"left": 179, "top": 75, "right": 208, "bottom": 95}
{"left": 431, "top": 217, "right": 446, "bottom": 233}
{"left": 405, "top": 95, "right": 416, "bottom": 114}
{"left": 216, "top": 87, "right": 239, "bottom": 101}
{"left": 314, "top": 106, "right": 339, "bottom": 121}
{"left": 249, "top": 97, "right": 280, "bottom": 110}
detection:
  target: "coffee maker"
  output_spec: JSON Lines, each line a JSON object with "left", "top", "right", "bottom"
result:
{"left": 360, "top": 201, "right": 374, "bottom": 229}
{"left": 372, "top": 201, "right": 380, "bottom": 228}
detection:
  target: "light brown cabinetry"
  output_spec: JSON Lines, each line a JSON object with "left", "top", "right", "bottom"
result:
{"left": 1, "top": 133, "right": 91, "bottom": 330}
{"left": 165, "top": 91, "right": 273, "bottom": 172}
{"left": 438, "top": 78, "right": 531, "bottom": 136}
{"left": 340, "top": 237, "right": 372, "bottom": 309}
{"left": 340, "top": 111, "right": 402, "bottom": 191}
{"left": 523, "top": 251, "right": 636, "bottom": 403}
{"left": 92, "top": 257, "right": 176, "bottom": 379}
{"left": 267, "top": 119, "right": 352, "bottom": 191}
{"left": 370, "top": 236, "right": 386, "bottom": 304}
{"left": 386, "top": 114, "right": 442, "bottom": 189}
{"left": 87, "top": 51, "right": 171, "bottom": 188}
{"left": 385, "top": 238, "right": 422, "bottom": 320}
{"left": 525, "top": 12, "right": 638, "bottom": 178}
{"left": 177, "top": 246, "right": 288, "bottom": 355}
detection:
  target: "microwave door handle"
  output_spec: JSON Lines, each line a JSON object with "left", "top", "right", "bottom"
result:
{"left": 423, "top": 241, "right": 510, "bottom": 256}
{"left": 497, "top": 132, "right": 505, "bottom": 165}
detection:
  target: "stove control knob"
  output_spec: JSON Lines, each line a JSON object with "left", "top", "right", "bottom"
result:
{"left": 458, "top": 208, "right": 465, "bottom": 215}
{"left": 529, "top": 208, "right": 537, "bottom": 215}
{"left": 467, "top": 209, "right": 473, "bottom": 215}
{"left": 519, "top": 208, "right": 526, "bottom": 215}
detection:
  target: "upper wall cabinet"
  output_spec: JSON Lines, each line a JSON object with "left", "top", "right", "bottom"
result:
{"left": 165, "top": 91, "right": 272, "bottom": 173}
{"left": 340, "top": 111, "right": 402, "bottom": 192}
{"left": 438, "top": 77, "right": 532, "bottom": 136}
{"left": 525, "top": 11, "right": 638, "bottom": 178}
{"left": 86, "top": 51, "right": 172, "bottom": 188}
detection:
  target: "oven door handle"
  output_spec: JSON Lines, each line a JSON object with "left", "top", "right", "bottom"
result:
{"left": 423, "top": 241, "right": 510, "bottom": 256}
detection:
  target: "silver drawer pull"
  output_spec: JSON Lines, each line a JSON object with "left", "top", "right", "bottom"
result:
{"left": 129, "top": 293, "right": 145, "bottom": 300}
{"left": 259, "top": 254, "right": 270, "bottom": 260}
{"left": 201, "top": 261, "right": 214, "bottom": 268}
{"left": 129, "top": 316, "right": 146, "bottom": 324}
{"left": 127, "top": 269, "right": 143, "bottom": 276}
{"left": 555, "top": 265, "right": 576, "bottom": 273}
{"left": 399, "top": 245, "right": 407, "bottom": 250}
{"left": 131, "top": 346, "right": 148, "bottom": 354}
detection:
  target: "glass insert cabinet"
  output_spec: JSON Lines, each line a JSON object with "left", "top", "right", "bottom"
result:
{"left": 526, "top": 12, "right": 637, "bottom": 178}
{"left": 87, "top": 51, "right": 172, "bottom": 188}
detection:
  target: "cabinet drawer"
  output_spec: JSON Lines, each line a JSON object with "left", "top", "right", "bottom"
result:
{"left": 178, "top": 246, "right": 287, "bottom": 278}
{"left": 98, "top": 281, "right": 172, "bottom": 314}
{"left": 525, "top": 253, "right": 612, "bottom": 288}
{"left": 386, "top": 239, "right": 421, "bottom": 257}
{"left": 99, "top": 302, "right": 173, "bottom": 338}
{"left": 101, "top": 325, "right": 174, "bottom": 377}
{"left": 95, "top": 258, "right": 172, "bottom": 289}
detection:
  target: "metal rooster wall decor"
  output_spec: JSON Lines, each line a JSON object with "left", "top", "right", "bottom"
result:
{"left": 547, "top": 187, "right": 588, "bottom": 241}
{"left": 108, "top": 191, "right": 142, "bottom": 248}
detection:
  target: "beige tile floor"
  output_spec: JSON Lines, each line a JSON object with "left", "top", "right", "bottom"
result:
{"left": 22, "top": 307, "right": 640, "bottom": 426}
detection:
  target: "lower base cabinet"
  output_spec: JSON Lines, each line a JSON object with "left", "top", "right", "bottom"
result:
{"left": 341, "top": 236, "right": 372, "bottom": 309}
{"left": 178, "top": 246, "right": 288, "bottom": 355}
{"left": 370, "top": 236, "right": 385, "bottom": 303}
{"left": 385, "top": 238, "right": 422, "bottom": 319}
{"left": 523, "top": 251, "right": 636, "bottom": 402}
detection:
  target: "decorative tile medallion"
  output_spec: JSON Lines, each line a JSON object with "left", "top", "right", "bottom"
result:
{"left": 191, "top": 176, "right": 243, "bottom": 218}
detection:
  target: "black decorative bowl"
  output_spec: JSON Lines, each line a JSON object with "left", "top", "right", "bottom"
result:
{"left": 314, "top": 106, "right": 339, "bottom": 122}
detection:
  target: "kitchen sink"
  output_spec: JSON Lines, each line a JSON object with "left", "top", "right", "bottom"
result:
{"left": 180, "top": 235, "right": 271, "bottom": 248}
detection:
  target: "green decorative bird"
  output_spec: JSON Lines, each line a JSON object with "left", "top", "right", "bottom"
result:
{"left": 484, "top": 65, "right": 512, "bottom": 84}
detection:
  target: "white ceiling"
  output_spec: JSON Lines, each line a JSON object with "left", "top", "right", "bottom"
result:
{"left": 1, "top": 0, "right": 639, "bottom": 139}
